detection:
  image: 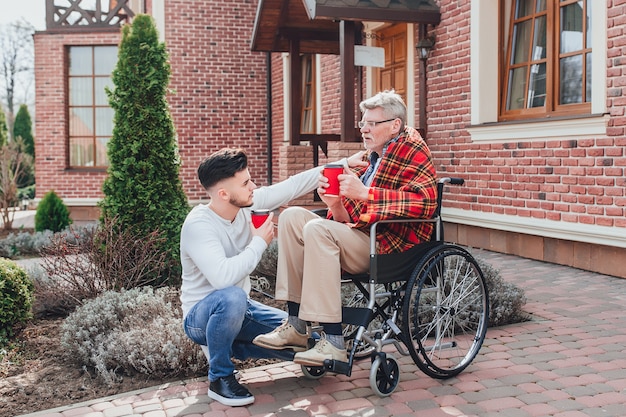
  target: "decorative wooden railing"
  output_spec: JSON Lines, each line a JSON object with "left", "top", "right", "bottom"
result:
{"left": 45, "top": 0, "right": 143, "bottom": 31}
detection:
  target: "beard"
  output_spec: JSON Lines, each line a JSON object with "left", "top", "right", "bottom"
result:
{"left": 230, "top": 195, "right": 253, "bottom": 208}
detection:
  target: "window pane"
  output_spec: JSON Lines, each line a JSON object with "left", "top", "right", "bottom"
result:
{"left": 528, "top": 63, "right": 546, "bottom": 107}
{"left": 95, "top": 108, "right": 114, "bottom": 136}
{"left": 516, "top": 0, "right": 535, "bottom": 18}
{"left": 560, "top": 55, "right": 583, "bottom": 104}
{"left": 561, "top": 2, "right": 583, "bottom": 53}
{"left": 536, "top": 0, "right": 546, "bottom": 12}
{"left": 69, "top": 46, "right": 92, "bottom": 75}
{"left": 586, "top": 52, "right": 592, "bottom": 102}
{"left": 95, "top": 77, "right": 113, "bottom": 105}
{"left": 507, "top": 67, "right": 527, "bottom": 110}
{"left": 70, "top": 108, "right": 94, "bottom": 136}
{"left": 96, "top": 138, "right": 110, "bottom": 166}
{"left": 94, "top": 46, "right": 118, "bottom": 75}
{"left": 533, "top": 16, "right": 547, "bottom": 59}
{"left": 512, "top": 20, "right": 532, "bottom": 64}
{"left": 70, "top": 78, "right": 93, "bottom": 105}
{"left": 586, "top": 1, "right": 592, "bottom": 47}
{"left": 70, "top": 137, "right": 94, "bottom": 166}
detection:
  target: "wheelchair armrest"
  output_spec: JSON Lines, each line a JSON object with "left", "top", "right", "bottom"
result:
{"left": 369, "top": 217, "right": 438, "bottom": 256}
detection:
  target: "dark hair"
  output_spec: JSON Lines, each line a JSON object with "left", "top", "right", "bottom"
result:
{"left": 197, "top": 148, "right": 248, "bottom": 189}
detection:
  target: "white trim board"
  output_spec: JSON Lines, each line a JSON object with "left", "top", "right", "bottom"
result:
{"left": 442, "top": 207, "right": 626, "bottom": 249}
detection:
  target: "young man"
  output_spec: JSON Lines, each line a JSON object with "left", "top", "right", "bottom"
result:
{"left": 180, "top": 148, "right": 365, "bottom": 407}
{"left": 253, "top": 90, "right": 438, "bottom": 366}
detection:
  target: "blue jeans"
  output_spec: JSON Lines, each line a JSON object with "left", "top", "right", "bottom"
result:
{"left": 183, "top": 286, "right": 295, "bottom": 381}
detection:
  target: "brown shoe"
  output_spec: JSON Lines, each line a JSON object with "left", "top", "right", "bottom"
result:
{"left": 253, "top": 321, "right": 308, "bottom": 352}
{"left": 293, "top": 334, "right": 347, "bottom": 366}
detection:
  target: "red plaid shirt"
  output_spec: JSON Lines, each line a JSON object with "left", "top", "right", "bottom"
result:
{"left": 329, "top": 126, "right": 438, "bottom": 254}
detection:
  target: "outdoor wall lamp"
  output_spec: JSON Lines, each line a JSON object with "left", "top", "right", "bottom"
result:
{"left": 416, "top": 36, "right": 435, "bottom": 61}
{"left": 416, "top": 34, "right": 434, "bottom": 139}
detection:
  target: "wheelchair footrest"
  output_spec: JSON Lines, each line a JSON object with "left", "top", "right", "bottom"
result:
{"left": 323, "top": 359, "right": 351, "bottom": 376}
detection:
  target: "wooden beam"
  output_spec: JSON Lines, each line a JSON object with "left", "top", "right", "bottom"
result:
{"left": 289, "top": 39, "right": 302, "bottom": 145}
{"left": 340, "top": 20, "right": 356, "bottom": 142}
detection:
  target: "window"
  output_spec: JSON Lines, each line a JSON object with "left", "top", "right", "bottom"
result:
{"left": 501, "top": 0, "right": 591, "bottom": 120}
{"left": 68, "top": 45, "right": 117, "bottom": 167}
{"left": 301, "top": 54, "right": 316, "bottom": 134}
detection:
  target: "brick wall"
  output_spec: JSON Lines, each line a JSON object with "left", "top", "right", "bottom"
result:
{"left": 167, "top": 0, "right": 270, "bottom": 202}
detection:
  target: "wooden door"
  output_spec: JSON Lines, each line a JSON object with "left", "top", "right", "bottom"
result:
{"left": 375, "top": 24, "right": 407, "bottom": 101}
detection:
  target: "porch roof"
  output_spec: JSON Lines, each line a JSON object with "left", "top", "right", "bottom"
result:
{"left": 251, "top": 0, "right": 441, "bottom": 54}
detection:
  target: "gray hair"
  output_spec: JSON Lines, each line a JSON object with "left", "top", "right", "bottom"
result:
{"left": 359, "top": 90, "right": 407, "bottom": 126}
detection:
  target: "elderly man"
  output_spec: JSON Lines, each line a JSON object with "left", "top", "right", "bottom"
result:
{"left": 254, "top": 90, "right": 438, "bottom": 366}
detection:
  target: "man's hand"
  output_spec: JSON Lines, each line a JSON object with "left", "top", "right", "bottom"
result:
{"left": 347, "top": 151, "right": 368, "bottom": 168}
{"left": 337, "top": 171, "right": 369, "bottom": 201}
{"left": 251, "top": 212, "right": 275, "bottom": 245}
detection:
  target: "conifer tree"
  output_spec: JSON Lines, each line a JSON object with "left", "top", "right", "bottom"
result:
{"left": 0, "top": 109, "right": 7, "bottom": 147}
{"left": 100, "top": 15, "right": 189, "bottom": 285}
{"left": 13, "top": 104, "right": 34, "bottom": 157}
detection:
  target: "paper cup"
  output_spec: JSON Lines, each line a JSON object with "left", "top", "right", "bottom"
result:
{"left": 251, "top": 209, "right": 270, "bottom": 228}
{"left": 323, "top": 164, "right": 343, "bottom": 196}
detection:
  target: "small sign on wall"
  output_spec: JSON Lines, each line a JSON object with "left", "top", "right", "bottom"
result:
{"left": 354, "top": 45, "right": 385, "bottom": 68}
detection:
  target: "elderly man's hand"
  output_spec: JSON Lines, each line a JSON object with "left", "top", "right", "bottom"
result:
{"left": 338, "top": 171, "right": 369, "bottom": 201}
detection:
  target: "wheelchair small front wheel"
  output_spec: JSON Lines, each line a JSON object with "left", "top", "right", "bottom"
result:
{"left": 301, "top": 365, "right": 326, "bottom": 380}
{"left": 369, "top": 354, "right": 400, "bottom": 397}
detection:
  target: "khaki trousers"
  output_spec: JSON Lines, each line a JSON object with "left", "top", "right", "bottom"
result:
{"left": 275, "top": 206, "right": 370, "bottom": 323}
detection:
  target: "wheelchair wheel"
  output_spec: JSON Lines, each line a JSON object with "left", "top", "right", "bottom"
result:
{"left": 402, "top": 244, "right": 489, "bottom": 379}
{"left": 301, "top": 365, "right": 326, "bottom": 380}
{"left": 369, "top": 353, "right": 400, "bottom": 396}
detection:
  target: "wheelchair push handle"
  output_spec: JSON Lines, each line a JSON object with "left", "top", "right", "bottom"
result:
{"left": 438, "top": 177, "right": 464, "bottom": 186}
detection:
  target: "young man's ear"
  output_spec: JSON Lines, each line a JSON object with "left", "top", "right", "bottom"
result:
{"left": 216, "top": 186, "right": 230, "bottom": 201}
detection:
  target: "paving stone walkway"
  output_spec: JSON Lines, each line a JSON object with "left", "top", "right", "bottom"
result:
{"left": 19, "top": 249, "right": 626, "bottom": 417}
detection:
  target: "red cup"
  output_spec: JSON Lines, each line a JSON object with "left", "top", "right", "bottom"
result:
{"left": 251, "top": 209, "right": 270, "bottom": 228}
{"left": 323, "top": 164, "right": 344, "bottom": 196}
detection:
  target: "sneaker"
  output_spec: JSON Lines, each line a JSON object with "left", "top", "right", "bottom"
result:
{"left": 208, "top": 374, "right": 255, "bottom": 407}
{"left": 253, "top": 320, "right": 308, "bottom": 352}
{"left": 293, "top": 334, "right": 348, "bottom": 366}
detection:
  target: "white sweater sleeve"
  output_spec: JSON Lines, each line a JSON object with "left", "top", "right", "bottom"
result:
{"left": 251, "top": 159, "right": 347, "bottom": 210}
{"left": 181, "top": 214, "right": 266, "bottom": 290}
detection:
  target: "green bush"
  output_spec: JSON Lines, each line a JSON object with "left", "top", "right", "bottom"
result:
{"left": 0, "top": 258, "right": 34, "bottom": 345}
{"left": 18, "top": 184, "right": 35, "bottom": 201}
{"left": 35, "top": 190, "right": 72, "bottom": 232}
{"left": 100, "top": 15, "right": 189, "bottom": 287}
{"left": 60, "top": 287, "right": 205, "bottom": 385}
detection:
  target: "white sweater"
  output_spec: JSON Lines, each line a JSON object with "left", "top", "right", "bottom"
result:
{"left": 180, "top": 162, "right": 343, "bottom": 318}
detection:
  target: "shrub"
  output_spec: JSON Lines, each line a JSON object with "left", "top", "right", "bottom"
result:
{"left": 60, "top": 286, "right": 205, "bottom": 385}
{"left": 35, "top": 190, "right": 72, "bottom": 232}
{"left": 253, "top": 239, "right": 278, "bottom": 279}
{"left": 478, "top": 258, "right": 529, "bottom": 326}
{"left": 100, "top": 15, "right": 189, "bottom": 287}
{"left": 0, "top": 258, "right": 34, "bottom": 345}
{"left": 18, "top": 184, "right": 35, "bottom": 201}
{"left": 33, "top": 217, "right": 167, "bottom": 317}
{"left": 0, "top": 224, "right": 93, "bottom": 259}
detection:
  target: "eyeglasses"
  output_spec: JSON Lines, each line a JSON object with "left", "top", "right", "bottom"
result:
{"left": 358, "top": 118, "right": 396, "bottom": 129}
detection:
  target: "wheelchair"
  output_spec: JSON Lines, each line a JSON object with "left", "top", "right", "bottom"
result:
{"left": 302, "top": 177, "right": 490, "bottom": 397}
